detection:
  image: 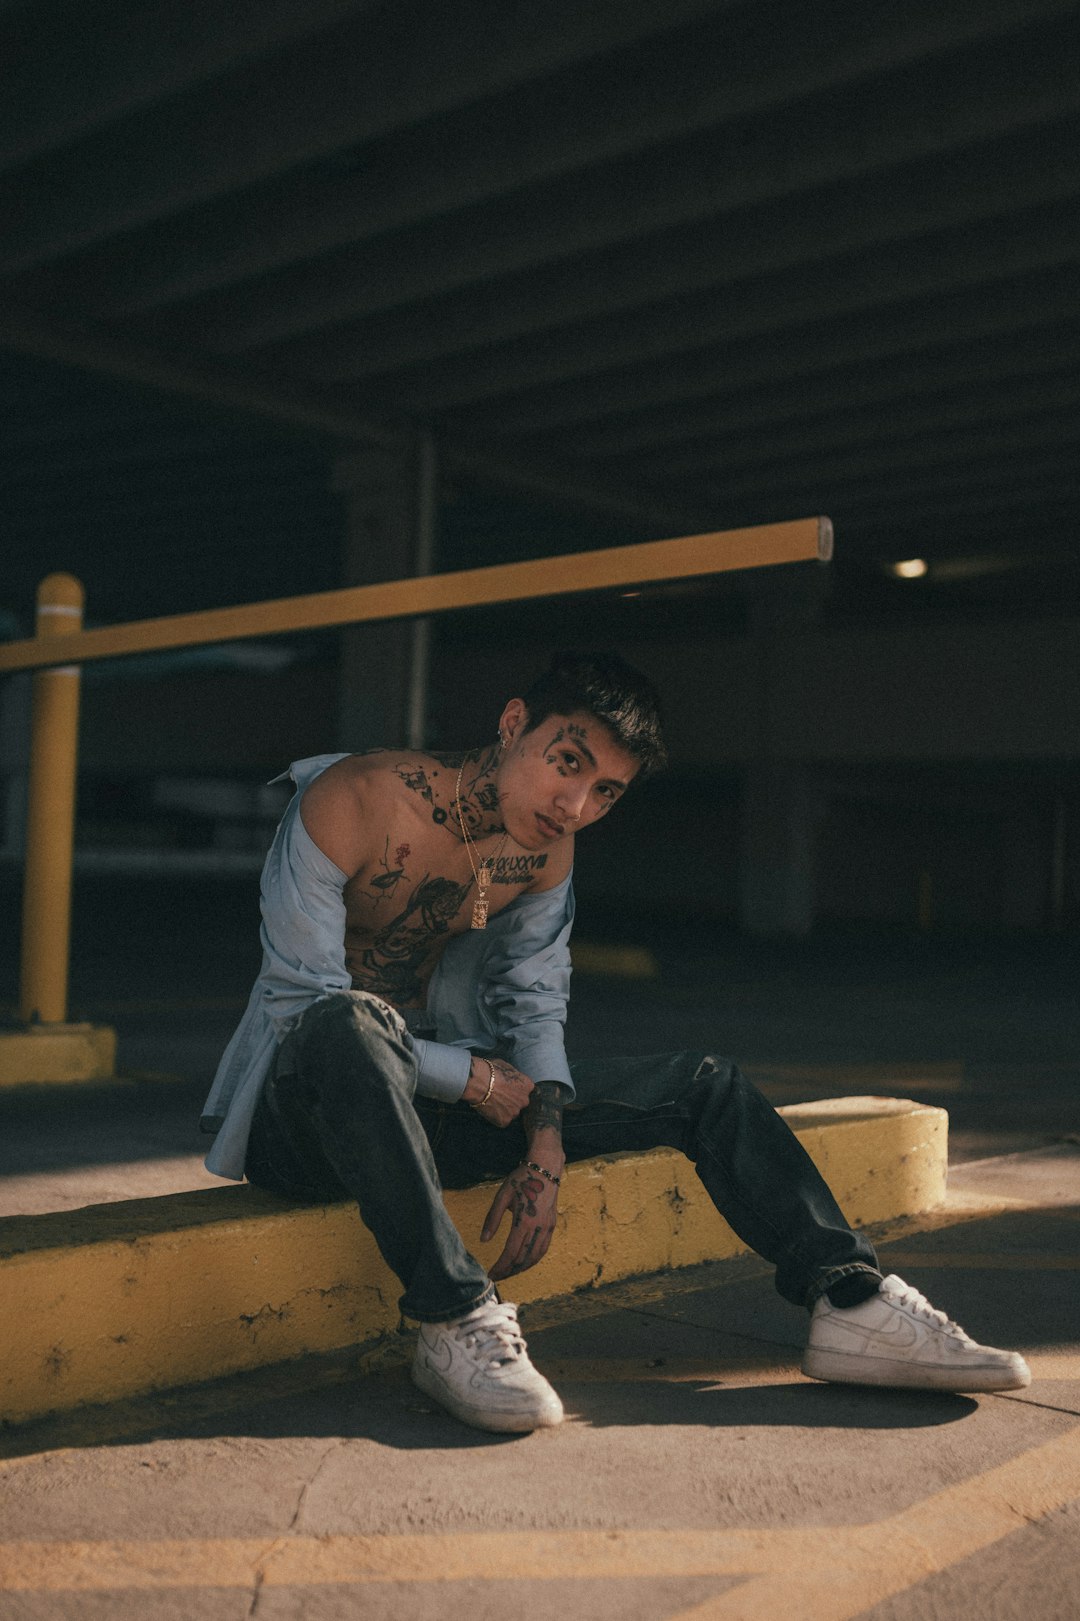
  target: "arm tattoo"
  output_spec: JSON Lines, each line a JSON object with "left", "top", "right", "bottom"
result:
{"left": 366, "top": 835, "right": 408, "bottom": 905}
{"left": 525, "top": 1080, "right": 569, "bottom": 1141}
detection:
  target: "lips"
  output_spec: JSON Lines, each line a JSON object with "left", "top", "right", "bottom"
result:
{"left": 535, "top": 813, "right": 565, "bottom": 838}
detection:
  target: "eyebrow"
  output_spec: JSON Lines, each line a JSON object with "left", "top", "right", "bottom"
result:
{"left": 567, "top": 733, "right": 630, "bottom": 791}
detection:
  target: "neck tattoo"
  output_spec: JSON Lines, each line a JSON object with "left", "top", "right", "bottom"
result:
{"left": 455, "top": 758, "right": 507, "bottom": 929}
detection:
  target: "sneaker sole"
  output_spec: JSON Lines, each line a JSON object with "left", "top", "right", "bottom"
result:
{"left": 801, "top": 1346, "right": 1031, "bottom": 1393}
{"left": 411, "top": 1360, "right": 564, "bottom": 1433}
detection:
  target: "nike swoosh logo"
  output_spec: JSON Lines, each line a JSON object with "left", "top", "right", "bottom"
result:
{"left": 421, "top": 1331, "right": 454, "bottom": 1374}
{"left": 832, "top": 1316, "right": 921, "bottom": 1351}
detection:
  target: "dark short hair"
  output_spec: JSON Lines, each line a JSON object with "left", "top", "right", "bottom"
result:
{"left": 520, "top": 651, "right": 668, "bottom": 779}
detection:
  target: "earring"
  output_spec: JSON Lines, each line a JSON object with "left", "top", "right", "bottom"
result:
{"left": 499, "top": 732, "right": 508, "bottom": 750}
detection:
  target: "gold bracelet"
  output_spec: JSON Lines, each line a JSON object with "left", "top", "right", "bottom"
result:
{"left": 473, "top": 1059, "right": 496, "bottom": 1109}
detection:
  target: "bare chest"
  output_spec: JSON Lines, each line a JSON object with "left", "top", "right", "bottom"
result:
{"left": 341, "top": 819, "right": 551, "bottom": 1007}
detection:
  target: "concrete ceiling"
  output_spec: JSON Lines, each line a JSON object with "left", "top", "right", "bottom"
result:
{"left": 2, "top": 0, "right": 1078, "bottom": 628}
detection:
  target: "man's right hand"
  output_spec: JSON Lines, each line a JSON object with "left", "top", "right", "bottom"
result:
{"left": 463, "top": 1056, "right": 534, "bottom": 1127}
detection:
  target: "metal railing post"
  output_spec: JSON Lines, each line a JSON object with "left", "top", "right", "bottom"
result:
{"left": 19, "top": 573, "right": 85, "bottom": 1025}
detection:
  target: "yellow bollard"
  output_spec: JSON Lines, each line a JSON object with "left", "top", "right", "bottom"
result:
{"left": 19, "top": 574, "right": 85, "bottom": 1025}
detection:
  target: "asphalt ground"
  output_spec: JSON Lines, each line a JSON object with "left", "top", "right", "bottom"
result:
{"left": 0, "top": 875, "right": 1078, "bottom": 1618}
{"left": 0, "top": 1148, "right": 1077, "bottom": 1620}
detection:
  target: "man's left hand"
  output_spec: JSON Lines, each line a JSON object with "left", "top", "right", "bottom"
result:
{"left": 482, "top": 1162, "right": 559, "bottom": 1280}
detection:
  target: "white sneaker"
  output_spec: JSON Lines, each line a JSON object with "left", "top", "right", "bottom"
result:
{"left": 802, "top": 1274, "right": 1031, "bottom": 1393}
{"left": 412, "top": 1298, "right": 564, "bottom": 1433}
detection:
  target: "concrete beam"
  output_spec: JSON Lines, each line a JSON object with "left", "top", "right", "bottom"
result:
{"left": 0, "top": 1098, "right": 947, "bottom": 1425}
{"left": 633, "top": 372, "right": 1080, "bottom": 482}
{"left": 0, "top": 303, "right": 400, "bottom": 450}
{"left": 133, "top": 28, "right": 1080, "bottom": 357}
{"left": 0, "top": 308, "right": 712, "bottom": 537}
{"left": 689, "top": 411, "right": 1080, "bottom": 501}
{"left": 79, "top": 0, "right": 1076, "bottom": 320}
{"left": 530, "top": 322, "right": 1080, "bottom": 462}
{"left": 0, "top": 0, "right": 728, "bottom": 274}
{"left": 0, "top": 0, "right": 373, "bottom": 170}
{"left": 416, "top": 269, "right": 1080, "bottom": 437}
{"left": 444, "top": 217, "right": 1080, "bottom": 430}
{"left": 763, "top": 453, "right": 1079, "bottom": 521}
{"left": 243, "top": 114, "right": 1076, "bottom": 385}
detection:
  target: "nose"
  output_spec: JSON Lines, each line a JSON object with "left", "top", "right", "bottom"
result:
{"left": 554, "top": 780, "right": 590, "bottom": 823}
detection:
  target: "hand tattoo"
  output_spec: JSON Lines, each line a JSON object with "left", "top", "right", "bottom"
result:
{"left": 509, "top": 1172, "right": 546, "bottom": 1228}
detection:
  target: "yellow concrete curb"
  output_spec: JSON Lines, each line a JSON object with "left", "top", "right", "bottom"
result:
{"left": 0, "top": 1025, "right": 117, "bottom": 1087}
{"left": 0, "top": 1096, "right": 946, "bottom": 1426}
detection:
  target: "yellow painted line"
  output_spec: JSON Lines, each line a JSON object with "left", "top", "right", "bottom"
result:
{"left": 2, "top": 1425, "right": 1077, "bottom": 1597}
{"left": 669, "top": 1421, "right": 1080, "bottom": 1620}
{"left": 544, "top": 1355, "right": 800, "bottom": 1386}
{"left": 570, "top": 942, "right": 659, "bottom": 979}
{"left": 547, "top": 1351, "right": 1075, "bottom": 1388}
{"left": 748, "top": 1062, "right": 966, "bottom": 1095}
{"left": 883, "top": 1251, "right": 1080, "bottom": 1270}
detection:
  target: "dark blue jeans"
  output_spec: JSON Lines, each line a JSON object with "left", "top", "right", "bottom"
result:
{"left": 244, "top": 991, "right": 881, "bottom": 1323}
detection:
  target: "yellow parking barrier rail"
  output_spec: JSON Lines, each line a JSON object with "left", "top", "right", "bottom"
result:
{"left": 0, "top": 518, "right": 831, "bottom": 674}
{"left": 1, "top": 516, "right": 831, "bottom": 1052}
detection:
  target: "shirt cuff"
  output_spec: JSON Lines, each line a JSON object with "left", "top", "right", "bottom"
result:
{"left": 410, "top": 1036, "right": 472, "bottom": 1103}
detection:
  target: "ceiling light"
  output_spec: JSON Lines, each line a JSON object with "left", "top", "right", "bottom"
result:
{"left": 889, "top": 558, "right": 929, "bottom": 579}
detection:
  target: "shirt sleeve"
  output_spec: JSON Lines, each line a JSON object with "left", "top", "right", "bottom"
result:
{"left": 479, "top": 878, "right": 576, "bottom": 1096}
{"left": 408, "top": 1036, "right": 472, "bottom": 1102}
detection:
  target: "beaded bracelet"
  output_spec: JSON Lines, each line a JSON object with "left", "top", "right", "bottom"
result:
{"left": 525, "top": 1160, "right": 561, "bottom": 1187}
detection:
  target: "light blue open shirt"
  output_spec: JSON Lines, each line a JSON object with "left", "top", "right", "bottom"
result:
{"left": 201, "top": 755, "right": 575, "bottom": 1181}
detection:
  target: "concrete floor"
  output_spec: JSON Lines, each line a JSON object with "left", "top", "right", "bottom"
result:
{"left": 1, "top": 1148, "right": 1077, "bottom": 1619}
{"left": 1, "top": 876, "right": 1078, "bottom": 1617}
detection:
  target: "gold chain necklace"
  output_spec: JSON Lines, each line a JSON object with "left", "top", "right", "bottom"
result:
{"left": 455, "top": 758, "right": 508, "bottom": 929}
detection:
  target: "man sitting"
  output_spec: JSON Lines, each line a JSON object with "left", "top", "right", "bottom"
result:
{"left": 203, "top": 651, "right": 1029, "bottom": 1432}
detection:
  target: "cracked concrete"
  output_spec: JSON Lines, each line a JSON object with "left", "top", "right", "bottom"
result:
{"left": 0, "top": 1163, "right": 1077, "bottom": 1619}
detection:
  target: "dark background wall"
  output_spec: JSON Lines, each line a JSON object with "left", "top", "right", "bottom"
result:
{"left": 1, "top": 1, "right": 1077, "bottom": 939}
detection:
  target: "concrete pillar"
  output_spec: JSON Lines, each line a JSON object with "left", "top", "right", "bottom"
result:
{"left": 738, "top": 563, "right": 829, "bottom": 936}
{"left": 0, "top": 672, "right": 32, "bottom": 862}
{"left": 331, "top": 436, "right": 438, "bottom": 752}
{"left": 740, "top": 760, "right": 821, "bottom": 937}
{"left": 1000, "top": 800, "right": 1046, "bottom": 930}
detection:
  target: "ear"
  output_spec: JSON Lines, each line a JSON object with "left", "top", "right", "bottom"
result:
{"left": 498, "top": 697, "right": 528, "bottom": 746}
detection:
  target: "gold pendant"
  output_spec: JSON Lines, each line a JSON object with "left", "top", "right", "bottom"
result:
{"left": 471, "top": 862, "right": 491, "bottom": 929}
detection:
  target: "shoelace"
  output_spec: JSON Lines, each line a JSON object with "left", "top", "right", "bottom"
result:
{"left": 881, "top": 1277, "right": 970, "bottom": 1341}
{"left": 453, "top": 1302, "right": 527, "bottom": 1368}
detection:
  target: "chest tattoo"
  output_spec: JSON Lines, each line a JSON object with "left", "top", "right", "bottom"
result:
{"left": 365, "top": 836, "right": 409, "bottom": 906}
{"left": 353, "top": 872, "right": 472, "bottom": 1003}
